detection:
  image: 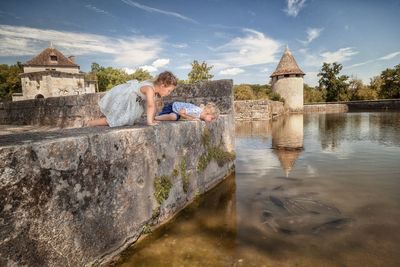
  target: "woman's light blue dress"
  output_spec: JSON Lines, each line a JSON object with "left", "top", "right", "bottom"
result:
{"left": 98, "top": 80, "right": 154, "bottom": 127}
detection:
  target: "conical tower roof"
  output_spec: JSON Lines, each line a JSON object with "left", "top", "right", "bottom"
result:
{"left": 24, "top": 45, "right": 78, "bottom": 67}
{"left": 273, "top": 149, "right": 302, "bottom": 177}
{"left": 270, "top": 46, "right": 304, "bottom": 77}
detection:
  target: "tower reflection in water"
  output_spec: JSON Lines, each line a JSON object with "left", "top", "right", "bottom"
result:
{"left": 272, "top": 114, "right": 304, "bottom": 177}
{"left": 235, "top": 115, "right": 304, "bottom": 177}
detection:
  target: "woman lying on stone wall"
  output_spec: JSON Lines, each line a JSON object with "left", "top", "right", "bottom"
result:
{"left": 86, "top": 71, "right": 177, "bottom": 127}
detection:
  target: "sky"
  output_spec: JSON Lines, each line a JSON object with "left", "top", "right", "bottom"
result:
{"left": 0, "top": 0, "right": 399, "bottom": 86}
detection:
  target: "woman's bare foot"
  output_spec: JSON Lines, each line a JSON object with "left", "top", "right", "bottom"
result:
{"left": 86, "top": 117, "right": 109, "bottom": 127}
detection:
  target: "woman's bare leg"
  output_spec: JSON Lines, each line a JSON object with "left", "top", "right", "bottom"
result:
{"left": 155, "top": 113, "right": 178, "bottom": 121}
{"left": 86, "top": 117, "right": 109, "bottom": 127}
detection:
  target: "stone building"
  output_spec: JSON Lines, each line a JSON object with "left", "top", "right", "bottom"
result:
{"left": 12, "top": 45, "right": 97, "bottom": 101}
{"left": 270, "top": 46, "right": 305, "bottom": 111}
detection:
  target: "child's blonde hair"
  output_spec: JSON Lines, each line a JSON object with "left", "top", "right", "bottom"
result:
{"left": 204, "top": 102, "right": 220, "bottom": 118}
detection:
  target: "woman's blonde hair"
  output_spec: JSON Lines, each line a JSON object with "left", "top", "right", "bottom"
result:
{"left": 204, "top": 102, "right": 220, "bottom": 118}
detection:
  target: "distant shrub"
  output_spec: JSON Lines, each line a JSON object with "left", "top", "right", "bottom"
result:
{"left": 234, "top": 84, "right": 255, "bottom": 100}
{"left": 269, "top": 91, "right": 285, "bottom": 102}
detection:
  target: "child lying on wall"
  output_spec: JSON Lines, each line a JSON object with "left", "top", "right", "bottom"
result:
{"left": 155, "top": 102, "right": 220, "bottom": 122}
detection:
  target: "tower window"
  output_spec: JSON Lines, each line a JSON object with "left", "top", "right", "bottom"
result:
{"left": 284, "top": 74, "right": 290, "bottom": 77}
{"left": 50, "top": 55, "right": 57, "bottom": 61}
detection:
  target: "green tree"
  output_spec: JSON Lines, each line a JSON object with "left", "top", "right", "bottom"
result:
{"left": 318, "top": 62, "right": 349, "bottom": 102}
{"left": 249, "top": 84, "right": 272, "bottom": 99}
{"left": 369, "top": 75, "right": 383, "bottom": 98}
{"left": 187, "top": 60, "right": 214, "bottom": 83}
{"left": 0, "top": 62, "right": 23, "bottom": 101}
{"left": 304, "top": 84, "right": 326, "bottom": 103}
{"left": 234, "top": 84, "right": 255, "bottom": 100}
{"left": 379, "top": 64, "right": 400, "bottom": 99}
{"left": 348, "top": 78, "right": 378, "bottom": 100}
{"left": 129, "top": 68, "right": 152, "bottom": 82}
{"left": 89, "top": 63, "right": 153, "bottom": 91}
{"left": 269, "top": 91, "right": 285, "bottom": 102}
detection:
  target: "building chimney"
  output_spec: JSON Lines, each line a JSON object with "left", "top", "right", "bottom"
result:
{"left": 68, "top": 55, "right": 76, "bottom": 63}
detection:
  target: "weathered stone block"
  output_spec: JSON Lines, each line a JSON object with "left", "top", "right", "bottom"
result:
{"left": 0, "top": 116, "right": 235, "bottom": 267}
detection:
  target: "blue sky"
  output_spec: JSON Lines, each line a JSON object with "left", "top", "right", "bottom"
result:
{"left": 0, "top": 0, "right": 399, "bottom": 85}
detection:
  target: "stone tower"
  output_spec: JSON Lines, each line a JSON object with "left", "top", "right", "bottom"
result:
{"left": 270, "top": 46, "right": 305, "bottom": 111}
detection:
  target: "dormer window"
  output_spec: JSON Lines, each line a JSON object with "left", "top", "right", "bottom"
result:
{"left": 50, "top": 55, "right": 57, "bottom": 62}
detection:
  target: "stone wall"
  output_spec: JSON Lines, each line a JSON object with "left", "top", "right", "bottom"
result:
{"left": 234, "top": 99, "right": 287, "bottom": 120}
{"left": 1, "top": 80, "right": 233, "bottom": 127}
{"left": 0, "top": 80, "right": 235, "bottom": 267}
{"left": 303, "top": 103, "right": 349, "bottom": 113}
{"left": 304, "top": 99, "right": 400, "bottom": 113}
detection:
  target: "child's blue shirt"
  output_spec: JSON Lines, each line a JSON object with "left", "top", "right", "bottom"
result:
{"left": 172, "top": 102, "right": 203, "bottom": 118}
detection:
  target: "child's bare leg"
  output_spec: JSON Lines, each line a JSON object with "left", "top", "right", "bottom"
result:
{"left": 155, "top": 113, "right": 178, "bottom": 121}
{"left": 86, "top": 117, "right": 109, "bottom": 127}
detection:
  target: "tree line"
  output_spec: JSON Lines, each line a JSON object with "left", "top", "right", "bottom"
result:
{"left": 0, "top": 60, "right": 216, "bottom": 100}
{"left": 0, "top": 59, "right": 399, "bottom": 102}
{"left": 304, "top": 62, "right": 400, "bottom": 103}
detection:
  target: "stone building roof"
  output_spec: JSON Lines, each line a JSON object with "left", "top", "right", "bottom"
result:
{"left": 270, "top": 47, "right": 304, "bottom": 77}
{"left": 24, "top": 47, "right": 79, "bottom": 67}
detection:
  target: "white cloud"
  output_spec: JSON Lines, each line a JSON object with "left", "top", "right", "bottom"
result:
{"left": 211, "top": 28, "right": 281, "bottom": 68}
{"left": 121, "top": 0, "right": 198, "bottom": 23}
{"left": 85, "top": 4, "right": 113, "bottom": 17}
{"left": 172, "top": 43, "right": 188, "bottom": 49}
{"left": 138, "top": 58, "right": 170, "bottom": 73}
{"left": 0, "top": 24, "right": 163, "bottom": 66}
{"left": 346, "top": 60, "right": 374, "bottom": 69}
{"left": 139, "top": 65, "right": 158, "bottom": 73}
{"left": 302, "top": 47, "right": 358, "bottom": 67}
{"left": 177, "top": 64, "right": 191, "bottom": 70}
{"left": 304, "top": 71, "right": 319, "bottom": 86}
{"left": 219, "top": 68, "right": 244, "bottom": 76}
{"left": 285, "top": 0, "right": 306, "bottom": 17}
{"left": 152, "top": 58, "right": 170, "bottom": 68}
{"left": 379, "top": 51, "right": 400, "bottom": 60}
{"left": 320, "top": 47, "right": 358, "bottom": 63}
{"left": 123, "top": 67, "right": 135, "bottom": 74}
{"left": 299, "top": 27, "right": 323, "bottom": 45}
{"left": 345, "top": 51, "right": 400, "bottom": 70}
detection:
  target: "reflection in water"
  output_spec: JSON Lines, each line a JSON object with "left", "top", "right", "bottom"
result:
{"left": 272, "top": 114, "right": 304, "bottom": 150}
{"left": 272, "top": 114, "right": 304, "bottom": 177}
{"left": 235, "top": 120, "right": 271, "bottom": 138}
{"left": 119, "top": 112, "right": 400, "bottom": 267}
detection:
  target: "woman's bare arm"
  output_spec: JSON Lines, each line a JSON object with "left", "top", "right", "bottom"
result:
{"left": 143, "top": 86, "right": 158, "bottom": 125}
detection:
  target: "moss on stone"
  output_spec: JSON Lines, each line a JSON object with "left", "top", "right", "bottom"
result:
{"left": 154, "top": 175, "right": 172, "bottom": 204}
{"left": 142, "top": 225, "right": 152, "bottom": 234}
{"left": 198, "top": 126, "right": 236, "bottom": 172}
{"left": 201, "top": 126, "right": 211, "bottom": 147}
{"left": 180, "top": 159, "right": 190, "bottom": 193}
{"left": 208, "top": 147, "right": 236, "bottom": 167}
{"left": 151, "top": 206, "right": 161, "bottom": 220}
{"left": 172, "top": 168, "right": 179, "bottom": 178}
{"left": 197, "top": 153, "right": 210, "bottom": 172}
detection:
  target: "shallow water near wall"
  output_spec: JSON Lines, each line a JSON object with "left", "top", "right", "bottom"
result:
{"left": 116, "top": 112, "right": 400, "bottom": 267}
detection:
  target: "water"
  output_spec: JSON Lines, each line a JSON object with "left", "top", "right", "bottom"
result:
{"left": 117, "top": 112, "right": 400, "bottom": 267}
